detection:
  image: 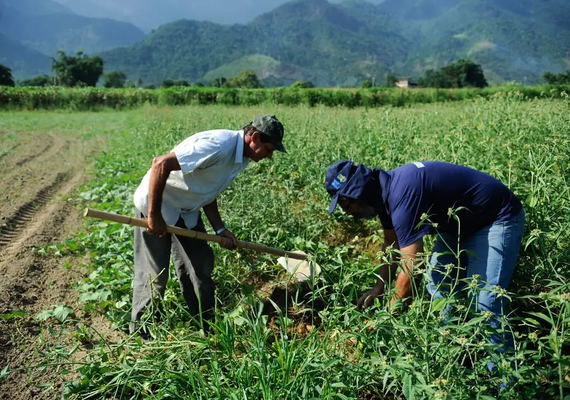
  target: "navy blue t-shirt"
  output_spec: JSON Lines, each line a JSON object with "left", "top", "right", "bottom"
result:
{"left": 379, "top": 161, "right": 522, "bottom": 248}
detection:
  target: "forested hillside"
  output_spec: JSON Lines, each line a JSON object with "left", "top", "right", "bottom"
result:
{"left": 380, "top": 0, "right": 570, "bottom": 83}
{"left": 101, "top": 0, "right": 408, "bottom": 86}
{"left": 2, "top": 0, "right": 569, "bottom": 85}
{"left": 101, "top": 0, "right": 570, "bottom": 86}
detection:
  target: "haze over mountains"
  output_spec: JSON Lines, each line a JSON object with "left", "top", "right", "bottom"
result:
{"left": 51, "top": 0, "right": 386, "bottom": 29}
{"left": 1, "top": 0, "right": 569, "bottom": 86}
{"left": 0, "top": 0, "right": 144, "bottom": 78}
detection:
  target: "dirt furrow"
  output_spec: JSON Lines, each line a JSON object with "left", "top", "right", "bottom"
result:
{"left": 0, "top": 129, "right": 107, "bottom": 400}
{"left": 0, "top": 173, "right": 69, "bottom": 250}
{"left": 7, "top": 136, "right": 54, "bottom": 168}
{"left": 0, "top": 144, "right": 20, "bottom": 163}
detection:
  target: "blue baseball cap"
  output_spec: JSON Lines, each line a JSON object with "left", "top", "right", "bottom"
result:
{"left": 325, "top": 160, "right": 379, "bottom": 213}
{"left": 325, "top": 160, "right": 355, "bottom": 213}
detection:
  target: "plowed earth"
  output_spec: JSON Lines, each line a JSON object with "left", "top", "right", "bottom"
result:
{"left": 0, "top": 131, "right": 105, "bottom": 400}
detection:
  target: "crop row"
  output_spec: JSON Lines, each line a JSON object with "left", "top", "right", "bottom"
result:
{"left": 0, "top": 85, "right": 568, "bottom": 110}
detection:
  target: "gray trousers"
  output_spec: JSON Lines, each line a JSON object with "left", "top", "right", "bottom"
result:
{"left": 130, "top": 209, "right": 215, "bottom": 333}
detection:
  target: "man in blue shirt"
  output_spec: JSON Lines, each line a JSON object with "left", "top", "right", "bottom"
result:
{"left": 325, "top": 160, "right": 525, "bottom": 351}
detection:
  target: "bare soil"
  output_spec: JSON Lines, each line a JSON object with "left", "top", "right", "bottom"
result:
{"left": 0, "top": 131, "right": 107, "bottom": 400}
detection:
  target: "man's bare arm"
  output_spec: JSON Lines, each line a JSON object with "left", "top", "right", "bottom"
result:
{"left": 389, "top": 238, "right": 424, "bottom": 307}
{"left": 203, "top": 199, "right": 238, "bottom": 250}
{"left": 359, "top": 229, "right": 400, "bottom": 309}
{"left": 147, "top": 152, "right": 181, "bottom": 236}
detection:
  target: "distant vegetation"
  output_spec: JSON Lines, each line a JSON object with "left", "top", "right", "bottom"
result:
{"left": 51, "top": 51, "right": 104, "bottom": 87}
{"left": 418, "top": 59, "right": 488, "bottom": 89}
{"left": 103, "top": 71, "right": 128, "bottom": 88}
{"left": 161, "top": 79, "right": 189, "bottom": 88}
{"left": 542, "top": 70, "right": 570, "bottom": 85}
{"left": 1, "top": 85, "right": 569, "bottom": 111}
{"left": 19, "top": 74, "right": 51, "bottom": 87}
{"left": 291, "top": 81, "right": 314, "bottom": 89}
{"left": 0, "top": 64, "right": 15, "bottom": 87}
{"left": 16, "top": 56, "right": 570, "bottom": 96}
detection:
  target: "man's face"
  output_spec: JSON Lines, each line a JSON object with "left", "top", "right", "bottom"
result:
{"left": 248, "top": 131, "right": 275, "bottom": 162}
{"left": 337, "top": 196, "right": 378, "bottom": 220}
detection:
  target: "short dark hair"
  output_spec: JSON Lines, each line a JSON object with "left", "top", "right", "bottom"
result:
{"left": 243, "top": 124, "right": 272, "bottom": 144}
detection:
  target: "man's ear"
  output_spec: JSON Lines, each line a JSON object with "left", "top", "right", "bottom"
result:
{"left": 250, "top": 130, "right": 260, "bottom": 143}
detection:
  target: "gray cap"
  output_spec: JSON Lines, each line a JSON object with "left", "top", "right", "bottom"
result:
{"left": 251, "top": 114, "right": 286, "bottom": 153}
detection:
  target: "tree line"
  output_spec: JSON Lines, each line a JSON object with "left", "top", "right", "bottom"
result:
{"left": 1, "top": 52, "right": 570, "bottom": 89}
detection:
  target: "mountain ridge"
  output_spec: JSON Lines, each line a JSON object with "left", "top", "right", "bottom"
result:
{"left": 101, "top": 0, "right": 407, "bottom": 86}
{"left": 0, "top": 0, "right": 145, "bottom": 78}
{"left": 3, "top": 0, "right": 569, "bottom": 85}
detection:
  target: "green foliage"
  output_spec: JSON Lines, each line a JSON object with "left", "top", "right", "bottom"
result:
{"left": 291, "top": 80, "right": 314, "bottom": 89}
{"left": 542, "top": 70, "right": 570, "bottom": 85}
{"left": 1, "top": 85, "right": 569, "bottom": 111}
{"left": 0, "top": 64, "right": 15, "bottom": 87}
{"left": 208, "top": 77, "right": 227, "bottom": 88}
{"left": 1, "top": 310, "right": 28, "bottom": 320}
{"left": 225, "top": 70, "right": 263, "bottom": 89}
{"left": 162, "top": 79, "right": 189, "bottom": 88}
{"left": 419, "top": 59, "right": 488, "bottom": 88}
{"left": 161, "top": 79, "right": 174, "bottom": 88}
{"left": 103, "top": 71, "right": 127, "bottom": 88}
{"left": 51, "top": 50, "right": 104, "bottom": 87}
{"left": 19, "top": 74, "right": 51, "bottom": 87}
{"left": 36, "top": 305, "right": 74, "bottom": 323}
{"left": 359, "top": 80, "right": 373, "bottom": 88}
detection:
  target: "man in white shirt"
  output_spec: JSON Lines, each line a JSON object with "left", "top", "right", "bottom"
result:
{"left": 131, "top": 115, "right": 286, "bottom": 336}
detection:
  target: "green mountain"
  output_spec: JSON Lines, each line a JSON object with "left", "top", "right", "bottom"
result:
{"left": 4, "top": 0, "right": 569, "bottom": 85}
{"left": 0, "top": 13, "right": 146, "bottom": 55}
{"left": 100, "top": 0, "right": 570, "bottom": 86}
{"left": 380, "top": 0, "right": 570, "bottom": 83}
{"left": 0, "top": 33, "right": 51, "bottom": 79}
{"left": 0, "top": 0, "right": 145, "bottom": 78}
{"left": 0, "top": 0, "right": 145, "bottom": 56}
{"left": 248, "top": 0, "right": 407, "bottom": 85}
{"left": 101, "top": 0, "right": 407, "bottom": 86}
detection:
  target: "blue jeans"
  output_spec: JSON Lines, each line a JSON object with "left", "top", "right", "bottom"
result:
{"left": 426, "top": 209, "right": 525, "bottom": 351}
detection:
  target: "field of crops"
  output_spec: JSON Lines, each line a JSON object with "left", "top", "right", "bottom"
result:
{"left": 0, "top": 93, "right": 569, "bottom": 399}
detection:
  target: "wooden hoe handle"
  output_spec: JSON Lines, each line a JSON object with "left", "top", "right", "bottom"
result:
{"left": 84, "top": 208, "right": 308, "bottom": 261}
